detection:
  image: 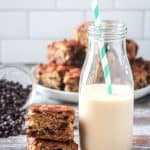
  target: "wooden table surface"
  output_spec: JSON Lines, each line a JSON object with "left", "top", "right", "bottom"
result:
{"left": 0, "top": 95, "right": 150, "bottom": 150}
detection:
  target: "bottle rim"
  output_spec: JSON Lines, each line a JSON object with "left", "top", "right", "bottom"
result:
{"left": 88, "top": 20, "right": 127, "bottom": 41}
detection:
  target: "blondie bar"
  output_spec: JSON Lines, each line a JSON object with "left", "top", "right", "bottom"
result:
{"left": 73, "top": 22, "right": 90, "bottom": 48}
{"left": 64, "top": 68, "right": 80, "bottom": 92}
{"left": 126, "top": 39, "right": 138, "bottom": 60}
{"left": 26, "top": 105, "right": 75, "bottom": 142}
{"left": 130, "top": 58, "right": 150, "bottom": 89}
{"left": 27, "top": 137, "right": 78, "bottom": 150}
{"left": 47, "top": 40, "right": 86, "bottom": 68}
{"left": 35, "top": 63, "right": 81, "bottom": 92}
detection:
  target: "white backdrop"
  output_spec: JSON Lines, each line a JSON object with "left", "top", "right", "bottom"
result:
{"left": 0, "top": 0, "right": 149, "bottom": 63}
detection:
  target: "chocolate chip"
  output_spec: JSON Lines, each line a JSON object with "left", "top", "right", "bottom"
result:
{"left": 44, "top": 127, "right": 55, "bottom": 135}
{"left": 0, "top": 79, "right": 31, "bottom": 138}
{"left": 63, "top": 116, "right": 69, "bottom": 120}
{"left": 58, "top": 123, "right": 67, "bottom": 131}
{"left": 28, "top": 126, "right": 33, "bottom": 130}
{"left": 31, "top": 131, "right": 37, "bottom": 136}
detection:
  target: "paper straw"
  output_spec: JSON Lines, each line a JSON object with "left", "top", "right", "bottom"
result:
{"left": 91, "top": 0, "right": 112, "bottom": 94}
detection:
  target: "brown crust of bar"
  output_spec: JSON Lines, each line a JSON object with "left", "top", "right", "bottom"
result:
{"left": 29, "top": 104, "right": 75, "bottom": 114}
{"left": 27, "top": 137, "right": 78, "bottom": 150}
{"left": 27, "top": 110, "right": 74, "bottom": 124}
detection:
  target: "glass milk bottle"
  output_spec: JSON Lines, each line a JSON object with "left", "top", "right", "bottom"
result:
{"left": 79, "top": 20, "right": 134, "bottom": 150}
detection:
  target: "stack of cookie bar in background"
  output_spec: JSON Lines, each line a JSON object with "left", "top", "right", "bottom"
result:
{"left": 36, "top": 39, "right": 86, "bottom": 92}
{"left": 73, "top": 22, "right": 150, "bottom": 90}
{"left": 47, "top": 40, "right": 86, "bottom": 68}
{"left": 36, "top": 63, "right": 81, "bottom": 92}
{"left": 124, "top": 39, "right": 150, "bottom": 89}
{"left": 35, "top": 21, "right": 150, "bottom": 91}
{"left": 26, "top": 104, "right": 78, "bottom": 150}
{"left": 73, "top": 22, "right": 90, "bottom": 50}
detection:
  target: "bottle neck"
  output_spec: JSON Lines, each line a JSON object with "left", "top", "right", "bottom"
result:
{"left": 88, "top": 36, "right": 127, "bottom": 57}
{"left": 88, "top": 20, "right": 127, "bottom": 42}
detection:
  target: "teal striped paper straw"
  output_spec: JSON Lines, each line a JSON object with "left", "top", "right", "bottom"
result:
{"left": 91, "top": 0, "right": 112, "bottom": 94}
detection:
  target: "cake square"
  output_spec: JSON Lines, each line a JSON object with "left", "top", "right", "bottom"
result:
{"left": 63, "top": 68, "right": 80, "bottom": 92}
{"left": 35, "top": 63, "right": 70, "bottom": 90}
{"left": 130, "top": 58, "right": 149, "bottom": 89}
{"left": 35, "top": 63, "right": 81, "bottom": 92}
{"left": 73, "top": 22, "right": 90, "bottom": 48}
{"left": 26, "top": 137, "right": 78, "bottom": 150}
{"left": 47, "top": 40, "right": 86, "bottom": 68}
{"left": 26, "top": 105, "right": 75, "bottom": 142}
{"left": 126, "top": 39, "right": 138, "bottom": 60}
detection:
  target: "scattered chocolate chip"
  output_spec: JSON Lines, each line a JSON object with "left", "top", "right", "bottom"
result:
{"left": 31, "top": 131, "right": 37, "bottom": 136}
{"left": 0, "top": 79, "right": 31, "bottom": 138}
{"left": 58, "top": 123, "right": 67, "bottom": 131}
{"left": 44, "top": 127, "right": 55, "bottom": 135}
{"left": 28, "top": 126, "right": 33, "bottom": 130}
{"left": 63, "top": 116, "right": 69, "bottom": 120}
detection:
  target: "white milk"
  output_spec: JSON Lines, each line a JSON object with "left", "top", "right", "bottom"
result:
{"left": 79, "top": 84, "right": 133, "bottom": 150}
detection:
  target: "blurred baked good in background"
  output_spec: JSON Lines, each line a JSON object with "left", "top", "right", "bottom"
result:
{"left": 126, "top": 39, "right": 138, "bottom": 60}
{"left": 73, "top": 22, "right": 139, "bottom": 60}
{"left": 63, "top": 68, "right": 80, "bottom": 92}
{"left": 73, "top": 22, "right": 150, "bottom": 90}
{"left": 35, "top": 21, "right": 150, "bottom": 92}
{"left": 35, "top": 63, "right": 81, "bottom": 92}
{"left": 35, "top": 39, "right": 84, "bottom": 92}
{"left": 73, "top": 22, "right": 90, "bottom": 49}
{"left": 47, "top": 39, "right": 86, "bottom": 68}
{"left": 130, "top": 58, "right": 150, "bottom": 89}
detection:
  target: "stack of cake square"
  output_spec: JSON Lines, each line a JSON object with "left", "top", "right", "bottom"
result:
{"left": 36, "top": 63, "right": 81, "bottom": 92}
{"left": 26, "top": 104, "right": 78, "bottom": 150}
{"left": 35, "top": 39, "right": 86, "bottom": 93}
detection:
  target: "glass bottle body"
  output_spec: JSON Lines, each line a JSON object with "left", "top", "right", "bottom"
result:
{"left": 79, "top": 21, "right": 134, "bottom": 150}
